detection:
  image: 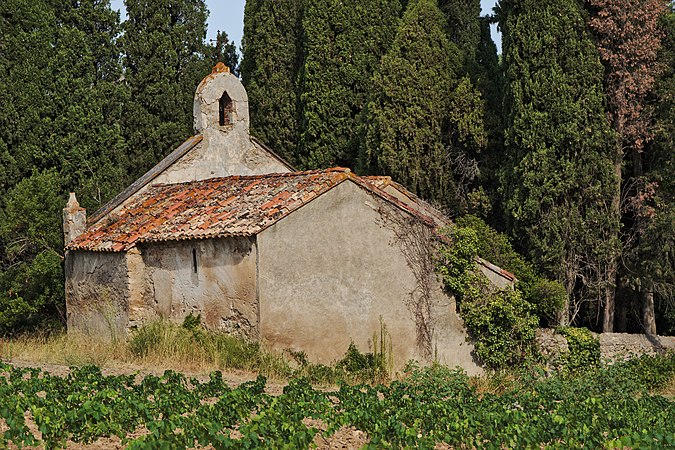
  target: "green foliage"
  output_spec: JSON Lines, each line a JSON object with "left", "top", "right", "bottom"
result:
{"left": 0, "top": 0, "right": 129, "bottom": 334}
{"left": 0, "top": 171, "right": 65, "bottom": 333}
{"left": 1, "top": 355, "right": 675, "bottom": 448}
{"left": 364, "top": 0, "right": 459, "bottom": 203}
{"left": 121, "top": 0, "right": 212, "bottom": 181}
{"left": 299, "top": 0, "right": 402, "bottom": 169}
{"left": 241, "top": 0, "right": 303, "bottom": 164}
{"left": 557, "top": 327, "right": 600, "bottom": 371}
{"left": 363, "top": 0, "right": 487, "bottom": 212}
{"left": 438, "top": 225, "right": 538, "bottom": 368}
{"left": 497, "top": 0, "right": 619, "bottom": 317}
{"left": 455, "top": 215, "right": 566, "bottom": 324}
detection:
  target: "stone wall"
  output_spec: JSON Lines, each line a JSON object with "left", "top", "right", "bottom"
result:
{"left": 599, "top": 333, "right": 675, "bottom": 361}
{"left": 132, "top": 237, "right": 258, "bottom": 339}
{"left": 536, "top": 328, "right": 675, "bottom": 362}
{"left": 65, "top": 251, "right": 129, "bottom": 339}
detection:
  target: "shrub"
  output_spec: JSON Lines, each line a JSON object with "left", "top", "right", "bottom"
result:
{"left": 454, "top": 215, "right": 567, "bottom": 325}
{"left": 557, "top": 326, "right": 600, "bottom": 371}
{"left": 438, "top": 225, "right": 539, "bottom": 368}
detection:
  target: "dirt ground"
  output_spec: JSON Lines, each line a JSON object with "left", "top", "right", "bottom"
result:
{"left": 2, "top": 358, "right": 373, "bottom": 449}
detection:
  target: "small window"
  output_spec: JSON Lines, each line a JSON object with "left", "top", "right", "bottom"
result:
{"left": 192, "top": 248, "right": 198, "bottom": 274}
{"left": 219, "top": 92, "right": 233, "bottom": 126}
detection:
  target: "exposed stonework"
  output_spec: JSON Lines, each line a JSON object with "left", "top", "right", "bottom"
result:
{"left": 599, "top": 333, "right": 675, "bottom": 361}
{"left": 63, "top": 193, "right": 86, "bottom": 245}
{"left": 65, "top": 251, "right": 128, "bottom": 339}
{"left": 535, "top": 328, "right": 675, "bottom": 363}
{"left": 535, "top": 328, "right": 569, "bottom": 360}
{"left": 193, "top": 62, "right": 248, "bottom": 133}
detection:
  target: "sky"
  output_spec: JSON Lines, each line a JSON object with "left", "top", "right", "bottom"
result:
{"left": 110, "top": 1, "right": 501, "bottom": 53}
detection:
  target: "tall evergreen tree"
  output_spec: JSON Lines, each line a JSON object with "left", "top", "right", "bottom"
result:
{"left": 587, "top": 0, "right": 668, "bottom": 333}
{"left": 208, "top": 30, "right": 239, "bottom": 76}
{"left": 364, "top": 0, "right": 462, "bottom": 207}
{"left": 241, "top": 0, "right": 303, "bottom": 164}
{"left": 622, "top": 3, "right": 674, "bottom": 334}
{"left": 472, "top": 16, "right": 505, "bottom": 220}
{"left": 438, "top": 0, "right": 482, "bottom": 74}
{"left": 298, "top": 0, "right": 401, "bottom": 169}
{"left": 0, "top": 0, "right": 127, "bottom": 332}
{"left": 497, "top": 0, "right": 618, "bottom": 326}
{"left": 121, "top": 0, "right": 211, "bottom": 181}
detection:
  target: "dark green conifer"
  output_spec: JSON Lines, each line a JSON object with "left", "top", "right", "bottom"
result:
{"left": 298, "top": 0, "right": 401, "bottom": 169}
{"left": 0, "top": 0, "right": 127, "bottom": 332}
{"left": 241, "top": 0, "right": 303, "bottom": 163}
{"left": 364, "top": 0, "right": 461, "bottom": 206}
{"left": 121, "top": 0, "right": 211, "bottom": 180}
{"left": 497, "top": 0, "right": 618, "bottom": 324}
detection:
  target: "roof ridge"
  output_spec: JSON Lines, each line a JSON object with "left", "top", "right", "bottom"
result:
{"left": 149, "top": 167, "right": 352, "bottom": 188}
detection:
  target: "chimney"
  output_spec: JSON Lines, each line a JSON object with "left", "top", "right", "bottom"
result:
{"left": 63, "top": 193, "right": 86, "bottom": 246}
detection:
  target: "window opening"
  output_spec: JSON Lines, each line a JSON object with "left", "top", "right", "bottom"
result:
{"left": 192, "top": 248, "right": 198, "bottom": 274}
{"left": 219, "top": 92, "right": 233, "bottom": 126}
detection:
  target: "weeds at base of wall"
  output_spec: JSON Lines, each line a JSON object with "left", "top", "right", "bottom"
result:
{"left": 0, "top": 315, "right": 395, "bottom": 385}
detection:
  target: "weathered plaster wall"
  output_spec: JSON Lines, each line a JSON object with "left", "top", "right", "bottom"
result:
{"left": 132, "top": 238, "right": 258, "bottom": 338}
{"left": 65, "top": 251, "right": 129, "bottom": 339}
{"left": 257, "top": 181, "right": 480, "bottom": 374}
{"left": 155, "top": 134, "right": 290, "bottom": 185}
{"left": 477, "top": 262, "right": 514, "bottom": 290}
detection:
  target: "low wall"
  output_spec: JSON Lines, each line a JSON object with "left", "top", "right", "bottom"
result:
{"left": 536, "top": 329, "right": 675, "bottom": 362}
{"left": 599, "top": 333, "right": 675, "bottom": 360}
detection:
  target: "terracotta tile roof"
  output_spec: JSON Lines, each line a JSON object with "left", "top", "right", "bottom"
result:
{"left": 68, "top": 167, "right": 434, "bottom": 252}
{"left": 361, "top": 176, "right": 451, "bottom": 228}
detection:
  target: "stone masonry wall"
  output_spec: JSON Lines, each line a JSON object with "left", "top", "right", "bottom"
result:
{"left": 536, "top": 328, "right": 675, "bottom": 362}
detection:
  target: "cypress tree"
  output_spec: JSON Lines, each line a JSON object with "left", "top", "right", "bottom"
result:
{"left": 587, "top": 0, "right": 668, "bottom": 332}
{"left": 364, "top": 0, "right": 461, "bottom": 207}
{"left": 624, "top": 5, "right": 675, "bottom": 334}
{"left": 498, "top": 0, "right": 618, "bottom": 326}
{"left": 298, "top": 0, "right": 401, "bottom": 169}
{"left": 208, "top": 30, "right": 239, "bottom": 76}
{"left": 0, "top": 0, "right": 127, "bottom": 332}
{"left": 438, "top": 0, "right": 482, "bottom": 74}
{"left": 121, "top": 0, "right": 211, "bottom": 181}
{"left": 241, "top": 0, "right": 303, "bottom": 164}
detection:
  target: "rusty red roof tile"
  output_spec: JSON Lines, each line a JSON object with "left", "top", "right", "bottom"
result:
{"left": 67, "top": 167, "right": 443, "bottom": 253}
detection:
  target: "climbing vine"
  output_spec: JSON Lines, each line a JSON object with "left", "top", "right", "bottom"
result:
{"left": 378, "top": 204, "right": 437, "bottom": 359}
{"left": 438, "top": 226, "right": 538, "bottom": 369}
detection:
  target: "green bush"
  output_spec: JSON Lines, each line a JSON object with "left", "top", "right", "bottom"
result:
{"left": 557, "top": 327, "right": 600, "bottom": 371}
{"left": 454, "top": 215, "right": 567, "bottom": 325}
{"left": 438, "top": 225, "right": 539, "bottom": 368}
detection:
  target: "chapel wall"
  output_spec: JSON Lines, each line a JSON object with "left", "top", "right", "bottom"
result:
{"left": 133, "top": 237, "right": 258, "bottom": 339}
{"left": 257, "top": 180, "right": 482, "bottom": 374}
{"left": 65, "top": 251, "right": 129, "bottom": 340}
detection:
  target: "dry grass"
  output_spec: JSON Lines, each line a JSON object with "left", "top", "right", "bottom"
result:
{"left": 0, "top": 322, "right": 293, "bottom": 380}
{"left": 0, "top": 332, "right": 129, "bottom": 368}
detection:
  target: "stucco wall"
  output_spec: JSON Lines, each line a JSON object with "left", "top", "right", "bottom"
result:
{"left": 156, "top": 132, "right": 290, "bottom": 185}
{"left": 65, "top": 251, "right": 129, "bottom": 339}
{"left": 132, "top": 238, "right": 258, "bottom": 338}
{"left": 257, "top": 180, "right": 480, "bottom": 374}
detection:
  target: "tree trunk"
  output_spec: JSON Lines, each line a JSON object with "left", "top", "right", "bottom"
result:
{"left": 642, "top": 290, "right": 657, "bottom": 336}
{"left": 604, "top": 140, "right": 623, "bottom": 333}
{"left": 603, "top": 282, "right": 615, "bottom": 332}
{"left": 614, "top": 277, "right": 627, "bottom": 332}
